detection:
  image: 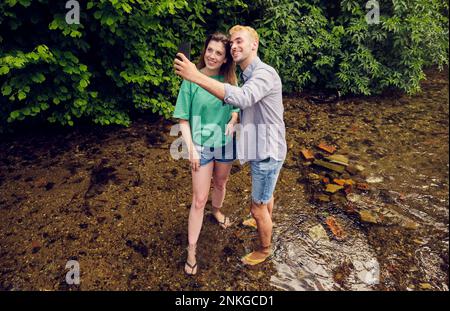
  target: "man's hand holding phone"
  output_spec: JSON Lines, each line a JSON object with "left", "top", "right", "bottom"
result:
{"left": 174, "top": 41, "right": 225, "bottom": 100}
{"left": 177, "top": 41, "right": 191, "bottom": 61}
{"left": 174, "top": 54, "right": 199, "bottom": 82}
{"left": 174, "top": 41, "right": 202, "bottom": 82}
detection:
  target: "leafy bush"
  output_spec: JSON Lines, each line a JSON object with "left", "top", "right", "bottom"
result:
{"left": 0, "top": 0, "right": 247, "bottom": 132}
{"left": 0, "top": 0, "right": 448, "bottom": 132}
{"left": 252, "top": 0, "right": 449, "bottom": 94}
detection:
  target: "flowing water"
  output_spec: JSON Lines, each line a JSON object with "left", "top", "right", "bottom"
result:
{"left": 0, "top": 67, "right": 448, "bottom": 291}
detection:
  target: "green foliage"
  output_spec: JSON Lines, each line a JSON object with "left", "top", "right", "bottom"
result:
{"left": 0, "top": 0, "right": 247, "bottom": 131}
{"left": 0, "top": 0, "right": 448, "bottom": 132}
{"left": 252, "top": 1, "right": 344, "bottom": 93}
{"left": 252, "top": 0, "right": 448, "bottom": 94}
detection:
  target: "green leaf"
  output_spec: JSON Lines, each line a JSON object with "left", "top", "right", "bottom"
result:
{"left": 32, "top": 73, "right": 46, "bottom": 83}
{"left": 2, "top": 85, "right": 12, "bottom": 96}
{"left": 18, "top": 0, "right": 31, "bottom": 7}
{"left": 0, "top": 66, "right": 10, "bottom": 75}
{"left": 6, "top": 0, "right": 18, "bottom": 7}
{"left": 80, "top": 79, "right": 88, "bottom": 88}
{"left": 94, "top": 11, "right": 102, "bottom": 19}
{"left": 37, "top": 45, "right": 48, "bottom": 55}
{"left": 106, "top": 17, "right": 114, "bottom": 26}
{"left": 10, "top": 110, "right": 20, "bottom": 119}
{"left": 18, "top": 91, "right": 26, "bottom": 100}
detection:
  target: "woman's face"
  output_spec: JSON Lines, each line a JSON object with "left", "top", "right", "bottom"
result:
{"left": 204, "top": 40, "right": 227, "bottom": 71}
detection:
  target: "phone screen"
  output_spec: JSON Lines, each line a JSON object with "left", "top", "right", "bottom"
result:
{"left": 177, "top": 42, "right": 191, "bottom": 61}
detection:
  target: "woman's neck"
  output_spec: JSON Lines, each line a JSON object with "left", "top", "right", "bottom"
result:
{"left": 200, "top": 67, "right": 220, "bottom": 77}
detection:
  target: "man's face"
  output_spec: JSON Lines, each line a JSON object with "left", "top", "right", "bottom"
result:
{"left": 230, "top": 30, "right": 256, "bottom": 64}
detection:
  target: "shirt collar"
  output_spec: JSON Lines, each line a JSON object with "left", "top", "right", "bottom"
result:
{"left": 241, "top": 56, "right": 261, "bottom": 82}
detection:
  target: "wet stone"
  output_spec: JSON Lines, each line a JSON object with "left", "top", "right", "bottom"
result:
{"left": 126, "top": 239, "right": 149, "bottom": 258}
{"left": 366, "top": 176, "right": 384, "bottom": 184}
{"left": 313, "top": 159, "right": 346, "bottom": 173}
{"left": 346, "top": 193, "right": 362, "bottom": 203}
{"left": 345, "top": 165, "right": 359, "bottom": 175}
{"left": 359, "top": 210, "right": 382, "bottom": 224}
{"left": 315, "top": 194, "right": 330, "bottom": 202}
{"left": 85, "top": 163, "right": 117, "bottom": 199}
{"left": 308, "top": 224, "right": 329, "bottom": 242}
{"left": 378, "top": 189, "right": 396, "bottom": 204}
{"left": 45, "top": 182, "right": 55, "bottom": 191}
{"left": 325, "top": 184, "right": 344, "bottom": 193}
{"left": 330, "top": 194, "right": 347, "bottom": 205}
{"left": 325, "top": 154, "right": 349, "bottom": 166}
{"left": 31, "top": 241, "right": 41, "bottom": 254}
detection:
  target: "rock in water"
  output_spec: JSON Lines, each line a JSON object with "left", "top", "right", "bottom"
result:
{"left": 309, "top": 224, "right": 329, "bottom": 242}
{"left": 346, "top": 193, "right": 362, "bottom": 203}
{"left": 359, "top": 210, "right": 382, "bottom": 224}
{"left": 314, "top": 159, "right": 346, "bottom": 173}
{"left": 325, "top": 183, "right": 344, "bottom": 193}
{"left": 366, "top": 176, "right": 384, "bottom": 183}
{"left": 325, "top": 154, "right": 349, "bottom": 166}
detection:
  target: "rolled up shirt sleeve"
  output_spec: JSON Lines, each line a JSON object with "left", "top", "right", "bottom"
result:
{"left": 223, "top": 68, "right": 274, "bottom": 110}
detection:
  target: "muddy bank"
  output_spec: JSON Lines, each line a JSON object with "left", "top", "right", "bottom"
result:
{"left": 0, "top": 67, "right": 448, "bottom": 291}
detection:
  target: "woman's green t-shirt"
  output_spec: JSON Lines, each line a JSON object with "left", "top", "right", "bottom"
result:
{"left": 173, "top": 75, "right": 239, "bottom": 148}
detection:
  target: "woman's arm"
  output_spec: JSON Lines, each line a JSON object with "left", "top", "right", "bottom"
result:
{"left": 179, "top": 119, "right": 200, "bottom": 171}
{"left": 230, "top": 112, "right": 239, "bottom": 123}
{"left": 225, "top": 112, "right": 239, "bottom": 136}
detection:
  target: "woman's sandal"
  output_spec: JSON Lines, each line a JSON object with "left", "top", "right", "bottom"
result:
{"left": 184, "top": 260, "right": 198, "bottom": 276}
{"left": 217, "top": 215, "right": 232, "bottom": 229}
{"left": 185, "top": 245, "right": 197, "bottom": 276}
{"left": 212, "top": 207, "right": 232, "bottom": 229}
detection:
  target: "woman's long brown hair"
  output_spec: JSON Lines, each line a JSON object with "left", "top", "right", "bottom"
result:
{"left": 196, "top": 32, "right": 237, "bottom": 86}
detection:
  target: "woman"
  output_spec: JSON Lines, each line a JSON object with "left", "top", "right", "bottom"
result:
{"left": 173, "top": 32, "right": 239, "bottom": 276}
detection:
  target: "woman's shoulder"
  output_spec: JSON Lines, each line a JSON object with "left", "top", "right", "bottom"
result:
{"left": 180, "top": 79, "right": 199, "bottom": 93}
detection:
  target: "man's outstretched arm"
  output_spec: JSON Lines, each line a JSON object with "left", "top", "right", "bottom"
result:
{"left": 174, "top": 53, "right": 225, "bottom": 100}
{"left": 174, "top": 53, "right": 274, "bottom": 110}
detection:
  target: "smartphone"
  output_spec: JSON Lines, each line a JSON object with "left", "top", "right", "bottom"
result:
{"left": 177, "top": 41, "right": 191, "bottom": 61}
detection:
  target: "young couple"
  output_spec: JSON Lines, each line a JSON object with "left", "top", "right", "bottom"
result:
{"left": 173, "top": 26, "right": 287, "bottom": 276}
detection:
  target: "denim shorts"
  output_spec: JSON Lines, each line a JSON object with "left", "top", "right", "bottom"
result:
{"left": 196, "top": 138, "right": 236, "bottom": 167}
{"left": 250, "top": 157, "right": 284, "bottom": 204}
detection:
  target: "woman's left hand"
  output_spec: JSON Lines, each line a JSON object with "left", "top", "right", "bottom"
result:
{"left": 225, "top": 122, "right": 235, "bottom": 136}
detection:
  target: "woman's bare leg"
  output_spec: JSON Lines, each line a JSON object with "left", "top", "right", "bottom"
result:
{"left": 185, "top": 161, "right": 214, "bottom": 274}
{"left": 211, "top": 162, "right": 233, "bottom": 227}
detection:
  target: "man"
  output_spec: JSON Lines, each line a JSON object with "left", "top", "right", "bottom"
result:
{"left": 174, "top": 25, "right": 286, "bottom": 265}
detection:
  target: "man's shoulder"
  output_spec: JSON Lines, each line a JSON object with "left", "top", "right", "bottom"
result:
{"left": 254, "top": 61, "right": 281, "bottom": 81}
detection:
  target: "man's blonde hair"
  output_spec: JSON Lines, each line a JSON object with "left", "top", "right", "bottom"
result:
{"left": 229, "top": 25, "right": 259, "bottom": 42}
